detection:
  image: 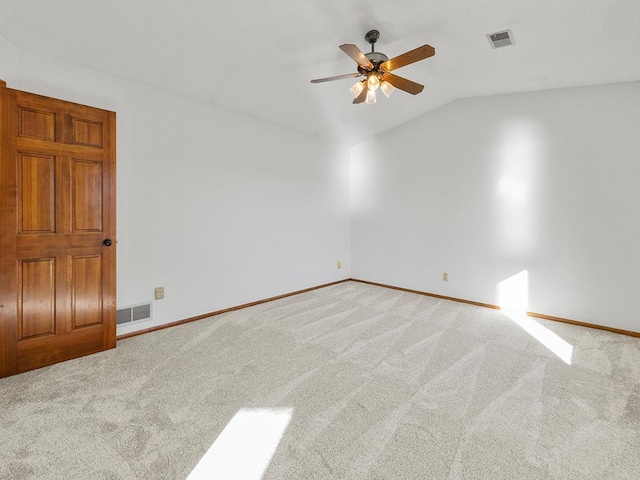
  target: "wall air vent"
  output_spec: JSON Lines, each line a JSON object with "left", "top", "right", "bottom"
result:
{"left": 116, "top": 303, "right": 152, "bottom": 325}
{"left": 487, "top": 29, "right": 515, "bottom": 49}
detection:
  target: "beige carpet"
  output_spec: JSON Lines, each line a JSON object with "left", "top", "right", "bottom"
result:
{"left": 1, "top": 281, "right": 640, "bottom": 479}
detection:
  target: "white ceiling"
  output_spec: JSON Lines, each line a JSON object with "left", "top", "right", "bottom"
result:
{"left": 1, "top": 0, "right": 639, "bottom": 145}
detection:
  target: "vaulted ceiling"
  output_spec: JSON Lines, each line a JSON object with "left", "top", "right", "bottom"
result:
{"left": 1, "top": 0, "right": 639, "bottom": 145}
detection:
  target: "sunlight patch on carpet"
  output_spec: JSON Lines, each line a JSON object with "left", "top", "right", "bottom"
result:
{"left": 187, "top": 408, "right": 293, "bottom": 480}
{"left": 499, "top": 270, "right": 573, "bottom": 364}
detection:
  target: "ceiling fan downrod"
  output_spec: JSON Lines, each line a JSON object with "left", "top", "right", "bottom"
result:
{"left": 365, "top": 29, "right": 380, "bottom": 53}
{"left": 361, "top": 30, "right": 389, "bottom": 70}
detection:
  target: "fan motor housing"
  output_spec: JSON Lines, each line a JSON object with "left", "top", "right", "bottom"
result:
{"left": 357, "top": 51, "right": 389, "bottom": 75}
{"left": 365, "top": 52, "right": 389, "bottom": 64}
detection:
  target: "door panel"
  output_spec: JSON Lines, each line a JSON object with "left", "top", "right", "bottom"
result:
{"left": 0, "top": 83, "right": 116, "bottom": 377}
{"left": 72, "top": 159, "right": 103, "bottom": 232}
{"left": 19, "top": 258, "right": 56, "bottom": 339}
{"left": 72, "top": 118, "right": 103, "bottom": 147}
{"left": 19, "top": 107, "right": 56, "bottom": 141}
{"left": 19, "top": 153, "right": 56, "bottom": 232}
{"left": 72, "top": 255, "right": 103, "bottom": 329}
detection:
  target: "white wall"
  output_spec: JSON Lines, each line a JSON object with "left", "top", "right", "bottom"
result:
{"left": 0, "top": 35, "right": 351, "bottom": 335}
{"left": 4, "top": 31, "right": 639, "bottom": 334}
{"left": 352, "top": 82, "right": 640, "bottom": 332}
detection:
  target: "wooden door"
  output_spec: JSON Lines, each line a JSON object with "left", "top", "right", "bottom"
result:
{"left": 0, "top": 81, "right": 116, "bottom": 377}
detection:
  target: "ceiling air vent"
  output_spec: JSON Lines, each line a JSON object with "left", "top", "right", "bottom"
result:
{"left": 487, "top": 29, "right": 515, "bottom": 49}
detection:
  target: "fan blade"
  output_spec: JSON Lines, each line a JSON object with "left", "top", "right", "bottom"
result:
{"left": 382, "top": 73, "right": 424, "bottom": 95}
{"left": 380, "top": 44, "right": 435, "bottom": 72}
{"left": 310, "top": 73, "right": 362, "bottom": 84}
{"left": 353, "top": 87, "right": 367, "bottom": 104}
{"left": 339, "top": 44, "right": 374, "bottom": 70}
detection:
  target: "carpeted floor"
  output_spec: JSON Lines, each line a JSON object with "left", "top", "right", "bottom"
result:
{"left": 1, "top": 281, "right": 640, "bottom": 479}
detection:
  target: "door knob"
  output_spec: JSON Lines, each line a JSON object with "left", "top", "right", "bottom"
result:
{"left": 103, "top": 239, "right": 113, "bottom": 247}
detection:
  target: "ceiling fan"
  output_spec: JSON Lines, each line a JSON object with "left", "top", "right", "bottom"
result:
{"left": 311, "top": 30, "right": 435, "bottom": 105}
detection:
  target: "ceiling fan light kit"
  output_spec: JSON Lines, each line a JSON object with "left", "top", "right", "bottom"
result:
{"left": 311, "top": 29, "right": 435, "bottom": 105}
{"left": 380, "top": 80, "right": 395, "bottom": 98}
{"left": 349, "top": 81, "right": 366, "bottom": 98}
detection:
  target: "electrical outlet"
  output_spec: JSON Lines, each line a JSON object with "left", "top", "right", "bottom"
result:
{"left": 154, "top": 287, "right": 164, "bottom": 300}
{"left": 337, "top": 261, "right": 343, "bottom": 269}
{"left": 442, "top": 273, "right": 448, "bottom": 282}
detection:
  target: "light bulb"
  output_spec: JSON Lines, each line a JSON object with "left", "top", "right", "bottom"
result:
{"left": 365, "top": 88, "right": 377, "bottom": 104}
{"left": 367, "top": 74, "right": 380, "bottom": 91}
{"left": 349, "top": 81, "right": 365, "bottom": 99}
{"left": 380, "top": 81, "right": 395, "bottom": 98}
